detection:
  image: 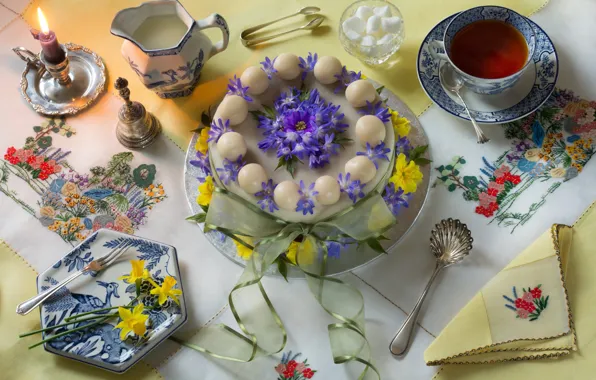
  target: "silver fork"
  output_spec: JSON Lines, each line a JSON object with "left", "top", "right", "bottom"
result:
{"left": 16, "top": 243, "right": 130, "bottom": 315}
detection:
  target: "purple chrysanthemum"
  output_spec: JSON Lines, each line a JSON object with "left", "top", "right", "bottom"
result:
{"left": 227, "top": 75, "right": 252, "bottom": 102}
{"left": 383, "top": 182, "right": 410, "bottom": 216}
{"left": 260, "top": 56, "right": 277, "bottom": 79}
{"left": 255, "top": 179, "right": 279, "bottom": 212}
{"left": 189, "top": 151, "right": 211, "bottom": 179}
{"left": 358, "top": 101, "right": 391, "bottom": 123}
{"left": 299, "top": 52, "right": 318, "bottom": 80}
{"left": 395, "top": 136, "right": 412, "bottom": 157}
{"left": 337, "top": 173, "right": 366, "bottom": 203}
{"left": 356, "top": 142, "right": 390, "bottom": 168}
{"left": 216, "top": 156, "right": 244, "bottom": 185}
{"left": 296, "top": 180, "right": 318, "bottom": 215}
{"left": 334, "top": 66, "right": 362, "bottom": 93}
{"left": 208, "top": 118, "right": 232, "bottom": 143}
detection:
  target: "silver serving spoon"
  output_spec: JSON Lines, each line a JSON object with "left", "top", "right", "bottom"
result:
{"left": 440, "top": 64, "right": 490, "bottom": 144}
{"left": 389, "top": 218, "right": 473, "bottom": 357}
{"left": 241, "top": 7, "right": 322, "bottom": 47}
{"left": 242, "top": 16, "right": 324, "bottom": 47}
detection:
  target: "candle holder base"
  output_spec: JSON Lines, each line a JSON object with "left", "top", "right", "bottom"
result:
{"left": 13, "top": 43, "right": 106, "bottom": 116}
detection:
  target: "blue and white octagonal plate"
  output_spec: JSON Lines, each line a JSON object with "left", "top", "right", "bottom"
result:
{"left": 417, "top": 13, "right": 558, "bottom": 124}
{"left": 37, "top": 229, "right": 187, "bottom": 373}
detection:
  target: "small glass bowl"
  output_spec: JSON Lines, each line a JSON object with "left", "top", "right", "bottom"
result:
{"left": 339, "top": 0, "right": 405, "bottom": 65}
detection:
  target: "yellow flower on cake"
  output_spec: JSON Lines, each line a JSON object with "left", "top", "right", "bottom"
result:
{"left": 150, "top": 276, "right": 182, "bottom": 305}
{"left": 115, "top": 304, "right": 149, "bottom": 340}
{"left": 195, "top": 127, "right": 211, "bottom": 154}
{"left": 197, "top": 175, "right": 215, "bottom": 206}
{"left": 389, "top": 109, "right": 411, "bottom": 138}
{"left": 233, "top": 236, "right": 254, "bottom": 260}
{"left": 119, "top": 259, "right": 150, "bottom": 284}
{"left": 389, "top": 153, "right": 423, "bottom": 194}
{"left": 286, "top": 239, "right": 315, "bottom": 265}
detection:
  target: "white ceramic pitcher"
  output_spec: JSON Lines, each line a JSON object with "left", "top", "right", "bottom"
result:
{"left": 111, "top": 1, "right": 229, "bottom": 98}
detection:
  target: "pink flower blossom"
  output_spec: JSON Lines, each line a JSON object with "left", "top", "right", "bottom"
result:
{"left": 522, "top": 292, "right": 533, "bottom": 303}
{"left": 28, "top": 155, "right": 45, "bottom": 169}
{"left": 274, "top": 364, "right": 286, "bottom": 374}
{"left": 488, "top": 181, "right": 505, "bottom": 192}
{"left": 493, "top": 164, "right": 511, "bottom": 178}
{"left": 517, "top": 308, "right": 529, "bottom": 319}
{"left": 15, "top": 149, "right": 33, "bottom": 162}
{"left": 295, "top": 362, "right": 306, "bottom": 372}
{"left": 478, "top": 192, "right": 497, "bottom": 208}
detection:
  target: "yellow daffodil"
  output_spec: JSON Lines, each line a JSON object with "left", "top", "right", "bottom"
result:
{"left": 149, "top": 276, "right": 182, "bottom": 305}
{"left": 118, "top": 260, "right": 150, "bottom": 284}
{"left": 286, "top": 239, "right": 315, "bottom": 265}
{"left": 197, "top": 176, "right": 215, "bottom": 206}
{"left": 361, "top": 74, "right": 368, "bottom": 80}
{"left": 389, "top": 109, "right": 411, "bottom": 139}
{"left": 389, "top": 153, "right": 423, "bottom": 194}
{"left": 195, "top": 127, "right": 210, "bottom": 154}
{"left": 114, "top": 304, "right": 149, "bottom": 341}
{"left": 233, "top": 236, "right": 254, "bottom": 260}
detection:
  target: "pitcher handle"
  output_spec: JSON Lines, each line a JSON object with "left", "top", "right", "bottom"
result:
{"left": 196, "top": 13, "right": 229, "bottom": 58}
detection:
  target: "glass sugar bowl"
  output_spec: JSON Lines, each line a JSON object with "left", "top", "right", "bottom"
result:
{"left": 339, "top": 0, "right": 405, "bottom": 65}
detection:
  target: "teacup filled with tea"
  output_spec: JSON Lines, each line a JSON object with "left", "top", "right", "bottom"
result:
{"left": 430, "top": 6, "right": 535, "bottom": 95}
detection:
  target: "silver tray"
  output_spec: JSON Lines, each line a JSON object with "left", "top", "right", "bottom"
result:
{"left": 184, "top": 80, "right": 432, "bottom": 277}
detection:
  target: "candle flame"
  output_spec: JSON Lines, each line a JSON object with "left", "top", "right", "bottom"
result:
{"left": 37, "top": 8, "right": 50, "bottom": 34}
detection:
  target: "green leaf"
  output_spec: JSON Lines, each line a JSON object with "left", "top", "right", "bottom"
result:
{"left": 299, "top": 89, "right": 310, "bottom": 101}
{"left": 51, "top": 127, "right": 60, "bottom": 133}
{"left": 365, "top": 238, "right": 386, "bottom": 254}
{"left": 201, "top": 110, "right": 211, "bottom": 126}
{"left": 204, "top": 225, "right": 212, "bottom": 233}
{"left": 459, "top": 158, "right": 466, "bottom": 164}
{"left": 377, "top": 235, "right": 390, "bottom": 241}
{"left": 463, "top": 176, "right": 479, "bottom": 189}
{"left": 375, "top": 86, "right": 385, "bottom": 95}
{"left": 190, "top": 125, "right": 205, "bottom": 133}
{"left": 136, "top": 279, "right": 141, "bottom": 297}
{"left": 409, "top": 145, "right": 429, "bottom": 160}
{"left": 66, "top": 132, "right": 72, "bottom": 138}
{"left": 105, "top": 193, "right": 129, "bottom": 213}
{"left": 445, "top": 165, "right": 453, "bottom": 171}
{"left": 452, "top": 169, "right": 459, "bottom": 176}
{"left": 262, "top": 105, "right": 276, "bottom": 119}
{"left": 186, "top": 213, "right": 206, "bottom": 223}
{"left": 276, "top": 258, "right": 289, "bottom": 282}
{"left": 414, "top": 157, "right": 432, "bottom": 166}
{"left": 436, "top": 165, "right": 445, "bottom": 172}
{"left": 199, "top": 204, "right": 209, "bottom": 213}
{"left": 33, "top": 126, "right": 42, "bottom": 132}
{"left": 37, "top": 136, "right": 52, "bottom": 148}
{"left": 447, "top": 183, "right": 457, "bottom": 192}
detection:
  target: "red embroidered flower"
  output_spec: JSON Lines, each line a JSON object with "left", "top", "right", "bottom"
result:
{"left": 286, "top": 360, "right": 297, "bottom": 372}
{"left": 515, "top": 298, "right": 525, "bottom": 308}
{"left": 4, "top": 146, "right": 16, "bottom": 158}
{"left": 531, "top": 287, "right": 542, "bottom": 299}
{"left": 509, "top": 175, "right": 521, "bottom": 185}
{"left": 283, "top": 369, "right": 294, "bottom": 378}
{"left": 487, "top": 188, "right": 498, "bottom": 196}
{"left": 303, "top": 368, "right": 315, "bottom": 379}
{"left": 488, "top": 202, "right": 499, "bottom": 212}
{"left": 38, "top": 171, "right": 49, "bottom": 180}
{"left": 495, "top": 176, "right": 506, "bottom": 185}
{"left": 524, "top": 302, "right": 536, "bottom": 313}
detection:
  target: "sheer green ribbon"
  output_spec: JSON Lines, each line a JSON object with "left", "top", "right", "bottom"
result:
{"left": 178, "top": 187, "right": 395, "bottom": 378}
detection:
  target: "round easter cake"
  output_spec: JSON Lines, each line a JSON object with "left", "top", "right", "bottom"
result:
{"left": 198, "top": 53, "right": 402, "bottom": 223}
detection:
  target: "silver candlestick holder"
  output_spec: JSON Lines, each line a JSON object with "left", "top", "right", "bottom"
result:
{"left": 13, "top": 42, "right": 106, "bottom": 115}
{"left": 115, "top": 77, "right": 161, "bottom": 149}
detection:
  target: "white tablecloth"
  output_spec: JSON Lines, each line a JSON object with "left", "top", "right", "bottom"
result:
{"left": 1, "top": 0, "right": 595, "bottom": 378}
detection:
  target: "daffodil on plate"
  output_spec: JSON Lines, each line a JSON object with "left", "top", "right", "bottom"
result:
{"left": 23, "top": 229, "right": 187, "bottom": 373}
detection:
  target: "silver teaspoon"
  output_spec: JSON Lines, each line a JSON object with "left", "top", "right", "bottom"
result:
{"left": 440, "top": 64, "right": 490, "bottom": 144}
{"left": 389, "top": 218, "right": 473, "bottom": 356}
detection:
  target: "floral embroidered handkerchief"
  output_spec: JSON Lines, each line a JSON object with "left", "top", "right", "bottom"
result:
{"left": 425, "top": 224, "right": 576, "bottom": 365}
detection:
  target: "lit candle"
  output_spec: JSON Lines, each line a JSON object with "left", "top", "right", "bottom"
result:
{"left": 31, "top": 8, "right": 65, "bottom": 64}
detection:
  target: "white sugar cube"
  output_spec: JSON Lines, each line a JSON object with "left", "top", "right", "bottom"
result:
{"left": 377, "top": 34, "right": 395, "bottom": 55}
{"left": 355, "top": 5, "right": 374, "bottom": 20}
{"left": 342, "top": 16, "right": 365, "bottom": 34}
{"left": 360, "top": 35, "right": 377, "bottom": 55}
{"left": 381, "top": 16, "right": 402, "bottom": 34}
{"left": 377, "top": 33, "right": 394, "bottom": 45}
{"left": 373, "top": 5, "right": 391, "bottom": 18}
{"left": 366, "top": 15, "right": 382, "bottom": 35}
{"left": 345, "top": 30, "right": 363, "bottom": 42}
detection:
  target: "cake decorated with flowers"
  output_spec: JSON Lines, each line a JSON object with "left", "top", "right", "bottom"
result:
{"left": 191, "top": 53, "right": 422, "bottom": 225}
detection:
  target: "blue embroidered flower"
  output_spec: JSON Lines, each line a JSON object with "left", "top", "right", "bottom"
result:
{"left": 296, "top": 180, "right": 318, "bottom": 215}
{"left": 260, "top": 56, "right": 277, "bottom": 79}
{"left": 227, "top": 75, "right": 252, "bottom": 102}
{"left": 216, "top": 156, "right": 243, "bottom": 185}
{"left": 356, "top": 142, "right": 390, "bottom": 169}
{"left": 189, "top": 151, "right": 211, "bottom": 179}
{"left": 337, "top": 173, "right": 365, "bottom": 203}
{"left": 358, "top": 101, "right": 391, "bottom": 123}
{"left": 334, "top": 66, "right": 362, "bottom": 93}
{"left": 208, "top": 118, "right": 232, "bottom": 143}
{"left": 298, "top": 52, "right": 318, "bottom": 80}
{"left": 383, "top": 183, "right": 410, "bottom": 216}
{"left": 255, "top": 179, "right": 279, "bottom": 212}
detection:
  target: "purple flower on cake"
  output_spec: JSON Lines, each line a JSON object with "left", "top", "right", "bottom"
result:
{"left": 395, "top": 135, "right": 412, "bottom": 157}
{"left": 216, "top": 156, "right": 244, "bottom": 185}
{"left": 296, "top": 180, "right": 318, "bottom": 215}
{"left": 358, "top": 101, "right": 391, "bottom": 123}
{"left": 356, "top": 142, "right": 391, "bottom": 168}
{"left": 322, "top": 134, "right": 340, "bottom": 156}
{"left": 255, "top": 179, "right": 279, "bottom": 212}
{"left": 275, "top": 89, "right": 300, "bottom": 111}
{"left": 189, "top": 151, "right": 211, "bottom": 179}
{"left": 383, "top": 182, "right": 410, "bottom": 216}
{"left": 299, "top": 52, "right": 318, "bottom": 80}
{"left": 227, "top": 75, "right": 252, "bottom": 102}
{"left": 260, "top": 56, "right": 277, "bottom": 79}
{"left": 325, "top": 241, "right": 342, "bottom": 259}
{"left": 337, "top": 173, "right": 366, "bottom": 203}
{"left": 334, "top": 66, "right": 362, "bottom": 93}
{"left": 208, "top": 118, "right": 232, "bottom": 143}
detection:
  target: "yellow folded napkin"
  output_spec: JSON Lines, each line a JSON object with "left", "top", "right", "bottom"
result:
{"left": 424, "top": 223, "right": 577, "bottom": 366}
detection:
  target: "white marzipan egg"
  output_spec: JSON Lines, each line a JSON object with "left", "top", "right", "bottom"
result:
{"left": 345, "top": 80, "right": 376, "bottom": 107}
{"left": 313, "top": 56, "right": 342, "bottom": 84}
{"left": 215, "top": 95, "right": 248, "bottom": 126}
{"left": 240, "top": 66, "right": 269, "bottom": 95}
{"left": 314, "top": 175, "right": 341, "bottom": 205}
{"left": 216, "top": 131, "right": 247, "bottom": 161}
{"left": 273, "top": 53, "right": 301, "bottom": 80}
{"left": 345, "top": 156, "right": 376, "bottom": 184}
{"left": 273, "top": 180, "right": 301, "bottom": 211}
{"left": 238, "top": 163, "right": 268, "bottom": 194}
{"left": 355, "top": 115, "right": 386, "bottom": 147}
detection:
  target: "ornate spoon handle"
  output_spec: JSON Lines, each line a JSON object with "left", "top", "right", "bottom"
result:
{"left": 390, "top": 264, "right": 443, "bottom": 356}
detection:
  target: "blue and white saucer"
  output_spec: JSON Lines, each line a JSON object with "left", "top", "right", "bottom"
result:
{"left": 37, "top": 229, "right": 187, "bottom": 373}
{"left": 417, "top": 13, "right": 558, "bottom": 124}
